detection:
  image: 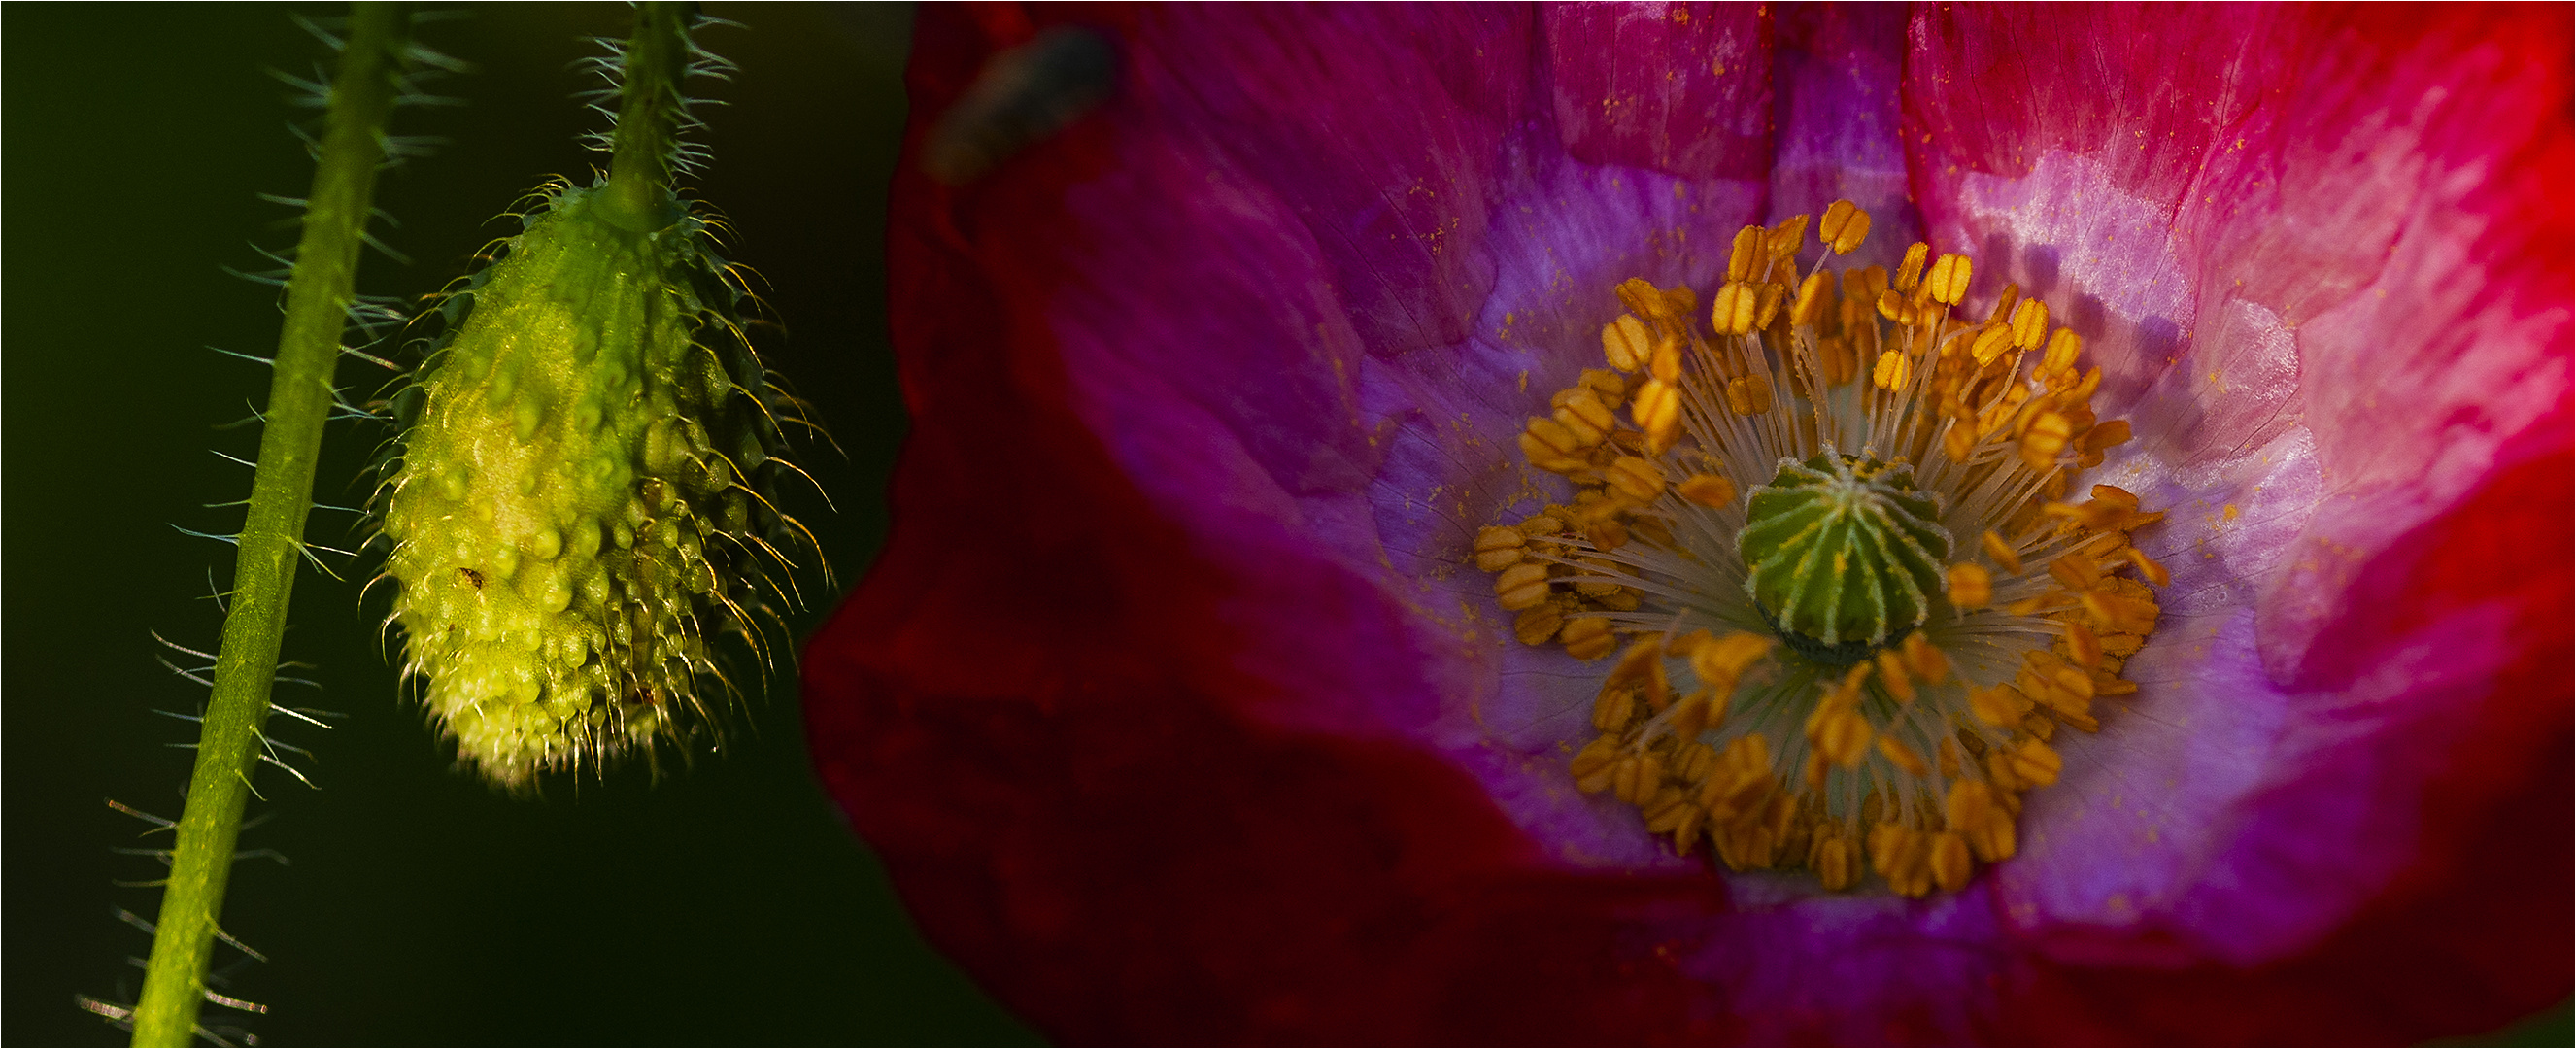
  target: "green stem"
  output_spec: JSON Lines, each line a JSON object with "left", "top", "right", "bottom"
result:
{"left": 598, "top": 2, "right": 694, "bottom": 231}
{"left": 130, "top": 6, "right": 408, "bottom": 1045}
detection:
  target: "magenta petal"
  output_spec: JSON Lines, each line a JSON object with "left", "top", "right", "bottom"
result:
{"left": 1906, "top": 2, "right": 2573, "bottom": 965}
{"left": 812, "top": 4, "right": 2572, "bottom": 1041}
{"left": 1770, "top": 4, "right": 1921, "bottom": 262}
{"left": 1542, "top": 3, "right": 1772, "bottom": 182}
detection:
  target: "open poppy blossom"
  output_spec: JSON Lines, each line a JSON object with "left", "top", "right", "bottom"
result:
{"left": 805, "top": 5, "right": 2570, "bottom": 1042}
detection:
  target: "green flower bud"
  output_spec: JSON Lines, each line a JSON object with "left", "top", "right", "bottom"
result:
{"left": 379, "top": 183, "right": 803, "bottom": 787}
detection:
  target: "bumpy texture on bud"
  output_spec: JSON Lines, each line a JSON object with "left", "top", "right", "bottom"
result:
{"left": 378, "top": 183, "right": 800, "bottom": 787}
{"left": 1738, "top": 451, "right": 1949, "bottom": 656}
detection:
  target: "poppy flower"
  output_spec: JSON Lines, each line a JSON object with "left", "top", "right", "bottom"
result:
{"left": 804, "top": 4, "right": 2570, "bottom": 1042}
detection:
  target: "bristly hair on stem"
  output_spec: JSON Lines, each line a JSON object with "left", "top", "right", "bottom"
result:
{"left": 122, "top": 5, "right": 419, "bottom": 1046}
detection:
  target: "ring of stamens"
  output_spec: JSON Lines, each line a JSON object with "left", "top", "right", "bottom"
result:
{"left": 1477, "top": 201, "right": 2167, "bottom": 896}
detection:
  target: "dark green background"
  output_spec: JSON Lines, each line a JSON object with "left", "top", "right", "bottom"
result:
{"left": 6, "top": 4, "right": 1035, "bottom": 1044}
{"left": 3, "top": 5, "right": 2566, "bottom": 1046}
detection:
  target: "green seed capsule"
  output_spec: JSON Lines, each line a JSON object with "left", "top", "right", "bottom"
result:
{"left": 380, "top": 183, "right": 802, "bottom": 787}
{"left": 1738, "top": 450, "right": 1951, "bottom": 659}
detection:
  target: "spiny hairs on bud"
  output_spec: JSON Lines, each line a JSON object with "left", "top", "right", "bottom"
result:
{"left": 366, "top": 11, "right": 824, "bottom": 789}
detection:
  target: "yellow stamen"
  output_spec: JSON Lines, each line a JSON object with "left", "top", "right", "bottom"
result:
{"left": 1872, "top": 350, "right": 1911, "bottom": 391}
{"left": 1494, "top": 562, "right": 1548, "bottom": 610}
{"left": 2010, "top": 297, "right": 2050, "bottom": 350}
{"left": 1678, "top": 473, "right": 1738, "bottom": 508}
{"left": 1948, "top": 562, "right": 1992, "bottom": 608}
{"left": 1819, "top": 199, "right": 1871, "bottom": 254}
{"left": 1513, "top": 604, "right": 1563, "bottom": 646}
{"left": 2064, "top": 619, "right": 2103, "bottom": 670}
{"left": 1602, "top": 314, "right": 1651, "bottom": 373}
{"left": 1727, "top": 225, "right": 1764, "bottom": 283}
{"left": 1876, "top": 735, "right": 1929, "bottom": 777}
{"left": 1473, "top": 524, "right": 1524, "bottom": 571}
{"left": 1766, "top": 215, "right": 1809, "bottom": 261}
{"left": 1980, "top": 529, "right": 2023, "bottom": 574}
{"left": 2127, "top": 547, "right": 2172, "bottom": 587}
{"left": 1607, "top": 456, "right": 1666, "bottom": 501}
{"left": 1946, "top": 780, "right": 2017, "bottom": 862}
{"left": 1901, "top": 632, "right": 1949, "bottom": 683}
{"left": 1894, "top": 242, "right": 1930, "bottom": 293}
{"left": 1561, "top": 616, "right": 1615, "bottom": 660}
{"left": 1632, "top": 379, "right": 1681, "bottom": 451}
{"left": 1929, "top": 831, "right": 1974, "bottom": 893}
{"left": 1813, "top": 834, "right": 1859, "bottom": 890}
{"left": 1926, "top": 253, "right": 1972, "bottom": 306}
{"left": 1876, "top": 648, "right": 1917, "bottom": 703}
{"left": 1470, "top": 199, "right": 2166, "bottom": 897}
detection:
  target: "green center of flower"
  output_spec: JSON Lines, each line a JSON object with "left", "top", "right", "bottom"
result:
{"left": 1739, "top": 451, "right": 1950, "bottom": 660}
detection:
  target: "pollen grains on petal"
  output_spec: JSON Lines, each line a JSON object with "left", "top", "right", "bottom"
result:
{"left": 1471, "top": 201, "right": 2171, "bottom": 897}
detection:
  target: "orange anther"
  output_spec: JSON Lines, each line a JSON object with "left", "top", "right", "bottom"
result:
{"left": 1495, "top": 562, "right": 1550, "bottom": 610}
{"left": 1613, "top": 750, "right": 1662, "bottom": 805}
{"left": 1473, "top": 525, "right": 1524, "bottom": 572}
{"left": 1713, "top": 280, "right": 1760, "bottom": 335}
{"left": 2081, "top": 419, "right": 2133, "bottom": 454}
{"left": 1584, "top": 517, "right": 1628, "bottom": 551}
{"left": 1813, "top": 708, "right": 1873, "bottom": 767}
{"left": 1571, "top": 737, "right": 1621, "bottom": 792}
{"left": 2011, "top": 298, "right": 2050, "bottom": 350}
{"left": 1978, "top": 533, "right": 2023, "bottom": 577}
{"left": 1902, "top": 632, "right": 1949, "bottom": 684}
{"left": 1767, "top": 214, "right": 1809, "bottom": 261}
{"left": 2043, "top": 326, "right": 2083, "bottom": 375}
{"left": 2126, "top": 547, "right": 2172, "bottom": 587}
{"left": 1821, "top": 200, "right": 1872, "bottom": 254}
{"left": 2021, "top": 411, "right": 2073, "bottom": 468}
{"left": 1878, "top": 735, "right": 1931, "bottom": 778}
{"left": 1602, "top": 314, "right": 1651, "bottom": 372}
{"left": 1561, "top": 616, "right": 1616, "bottom": 660}
{"left": 2064, "top": 619, "right": 2103, "bottom": 669}
{"left": 1929, "top": 831, "right": 1974, "bottom": 892}
{"left": 1514, "top": 604, "right": 1564, "bottom": 646}
{"left": 1678, "top": 473, "right": 1738, "bottom": 509}
{"left": 1970, "top": 323, "right": 2014, "bottom": 365}
{"left": 2048, "top": 553, "right": 2104, "bottom": 591}
{"left": 1927, "top": 253, "right": 1972, "bottom": 305}
{"left": 1793, "top": 271, "right": 1832, "bottom": 326}
{"left": 1616, "top": 278, "right": 1691, "bottom": 321}
{"left": 1607, "top": 456, "right": 1666, "bottom": 501}
{"left": 1877, "top": 649, "right": 1917, "bottom": 703}
{"left": 1754, "top": 282, "right": 1787, "bottom": 330}
{"left": 1688, "top": 631, "right": 1774, "bottom": 694}
{"left": 2006, "top": 738, "right": 2063, "bottom": 787}
{"left": 1516, "top": 430, "right": 1586, "bottom": 473}
{"left": 1632, "top": 379, "right": 1681, "bottom": 451}
{"left": 1524, "top": 416, "right": 1583, "bottom": 457}
{"left": 1813, "top": 835, "right": 1859, "bottom": 890}
{"left": 1894, "top": 242, "right": 1930, "bottom": 292}
{"left": 1873, "top": 350, "right": 1912, "bottom": 391}
{"left": 1987, "top": 283, "right": 2021, "bottom": 325}
{"left": 1970, "top": 683, "right": 2032, "bottom": 726}
{"left": 1553, "top": 390, "right": 1614, "bottom": 446}
{"left": 1876, "top": 288, "right": 1914, "bottom": 324}
{"left": 1728, "top": 225, "right": 1764, "bottom": 283}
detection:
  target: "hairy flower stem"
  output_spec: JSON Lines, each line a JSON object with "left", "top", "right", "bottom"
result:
{"left": 131, "top": 6, "right": 409, "bottom": 1045}
{"left": 599, "top": 1, "right": 693, "bottom": 232}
